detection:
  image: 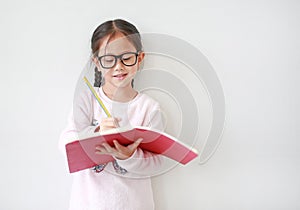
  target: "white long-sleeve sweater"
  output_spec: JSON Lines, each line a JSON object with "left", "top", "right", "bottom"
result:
{"left": 59, "top": 86, "right": 164, "bottom": 210}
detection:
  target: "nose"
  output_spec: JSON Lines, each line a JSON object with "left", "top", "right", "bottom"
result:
{"left": 114, "top": 58, "right": 125, "bottom": 70}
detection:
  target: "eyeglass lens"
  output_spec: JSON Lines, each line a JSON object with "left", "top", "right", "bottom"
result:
{"left": 99, "top": 52, "right": 138, "bottom": 69}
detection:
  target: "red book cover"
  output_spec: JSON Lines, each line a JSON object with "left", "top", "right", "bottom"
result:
{"left": 65, "top": 126, "right": 198, "bottom": 173}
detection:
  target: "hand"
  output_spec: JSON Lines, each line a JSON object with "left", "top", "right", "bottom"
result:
{"left": 94, "top": 117, "right": 121, "bottom": 132}
{"left": 95, "top": 138, "right": 143, "bottom": 160}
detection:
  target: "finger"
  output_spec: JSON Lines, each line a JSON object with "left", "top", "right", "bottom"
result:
{"left": 134, "top": 138, "right": 143, "bottom": 146}
{"left": 114, "top": 121, "right": 120, "bottom": 128}
{"left": 101, "top": 118, "right": 117, "bottom": 125}
{"left": 101, "top": 125, "right": 117, "bottom": 130}
{"left": 102, "top": 142, "right": 116, "bottom": 153}
{"left": 102, "top": 121, "right": 117, "bottom": 128}
{"left": 101, "top": 117, "right": 121, "bottom": 129}
{"left": 95, "top": 150, "right": 109, "bottom": 155}
{"left": 95, "top": 145, "right": 106, "bottom": 151}
{"left": 128, "top": 138, "right": 143, "bottom": 150}
{"left": 102, "top": 117, "right": 121, "bottom": 123}
{"left": 95, "top": 146, "right": 109, "bottom": 155}
{"left": 135, "top": 138, "right": 143, "bottom": 144}
{"left": 113, "top": 140, "right": 125, "bottom": 152}
{"left": 114, "top": 118, "right": 121, "bottom": 127}
{"left": 101, "top": 117, "right": 115, "bottom": 122}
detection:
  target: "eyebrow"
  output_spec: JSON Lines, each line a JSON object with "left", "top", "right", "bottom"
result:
{"left": 99, "top": 51, "right": 137, "bottom": 56}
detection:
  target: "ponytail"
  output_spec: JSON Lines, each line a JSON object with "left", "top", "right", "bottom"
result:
{"left": 94, "top": 67, "right": 102, "bottom": 87}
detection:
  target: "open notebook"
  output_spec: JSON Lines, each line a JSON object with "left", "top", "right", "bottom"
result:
{"left": 66, "top": 126, "right": 198, "bottom": 173}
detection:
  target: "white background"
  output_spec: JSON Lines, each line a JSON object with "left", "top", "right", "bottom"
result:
{"left": 0, "top": 0, "right": 299, "bottom": 209}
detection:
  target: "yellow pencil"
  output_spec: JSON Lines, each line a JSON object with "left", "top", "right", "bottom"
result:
{"left": 83, "top": 76, "right": 111, "bottom": 117}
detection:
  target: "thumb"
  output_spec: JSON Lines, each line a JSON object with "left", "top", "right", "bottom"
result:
{"left": 135, "top": 138, "right": 143, "bottom": 144}
{"left": 129, "top": 138, "right": 143, "bottom": 150}
{"left": 114, "top": 117, "right": 121, "bottom": 127}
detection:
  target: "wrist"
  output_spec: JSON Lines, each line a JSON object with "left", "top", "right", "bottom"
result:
{"left": 114, "top": 150, "right": 136, "bottom": 160}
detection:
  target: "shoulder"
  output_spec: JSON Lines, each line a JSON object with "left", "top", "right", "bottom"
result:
{"left": 73, "top": 85, "right": 96, "bottom": 106}
{"left": 135, "top": 92, "right": 160, "bottom": 108}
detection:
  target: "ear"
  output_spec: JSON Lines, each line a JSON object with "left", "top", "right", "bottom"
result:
{"left": 137, "top": 51, "right": 145, "bottom": 70}
{"left": 138, "top": 51, "right": 145, "bottom": 62}
{"left": 92, "top": 55, "right": 101, "bottom": 70}
{"left": 92, "top": 56, "right": 98, "bottom": 65}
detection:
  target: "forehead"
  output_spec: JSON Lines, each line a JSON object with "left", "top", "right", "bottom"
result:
{"left": 98, "top": 33, "right": 136, "bottom": 55}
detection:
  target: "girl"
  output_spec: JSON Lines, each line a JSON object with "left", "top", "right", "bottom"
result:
{"left": 59, "top": 19, "right": 164, "bottom": 210}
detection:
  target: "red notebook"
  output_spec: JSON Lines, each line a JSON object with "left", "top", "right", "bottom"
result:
{"left": 66, "top": 126, "right": 198, "bottom": 173}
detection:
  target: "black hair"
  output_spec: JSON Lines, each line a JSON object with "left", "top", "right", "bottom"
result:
{"left": 91, "top": 19, "right": 142, "bottom": 87}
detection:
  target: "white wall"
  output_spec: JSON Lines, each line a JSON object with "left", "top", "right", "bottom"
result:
{"left": 0, "top": 0, "right": 299, "bottom": 209}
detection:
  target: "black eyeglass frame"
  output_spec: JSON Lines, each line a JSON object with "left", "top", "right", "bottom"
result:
{"left": 97, "top": 51, "right": 140, "bottom": 69}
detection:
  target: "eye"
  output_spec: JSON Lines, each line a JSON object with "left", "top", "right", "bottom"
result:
{"left": 101, "top": 55, "right": 115, "bottom": 63}
{"left": 122, "top": 57, "right": 132, "bottom": 61}
{"left": 122, "top": 54, "right": 134, "bottom": 61}
{"left": 104, "top": 58, "right": 114, "bottom": 63}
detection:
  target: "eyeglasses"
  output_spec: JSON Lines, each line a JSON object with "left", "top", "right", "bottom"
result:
{"left": 97, "top": 52, "right": 139, "bottom": 69}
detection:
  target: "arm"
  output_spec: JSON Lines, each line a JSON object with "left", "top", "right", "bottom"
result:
{"left": 59, "top": 89, "right": 98, "bottom": 155}
{"left": 116, "top": 147, "right": 164, "bottom": 177}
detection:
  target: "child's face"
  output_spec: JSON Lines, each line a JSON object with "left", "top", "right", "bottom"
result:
{"left": 95, "top": 32, "right": 144, "bottom": 89}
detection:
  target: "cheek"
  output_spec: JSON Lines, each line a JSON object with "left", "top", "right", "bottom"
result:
{"left": 128, "top": 67, "right": 138, "bottom": 75}
{"left": 101, "top": 69, "right": 113, "bottom": 79}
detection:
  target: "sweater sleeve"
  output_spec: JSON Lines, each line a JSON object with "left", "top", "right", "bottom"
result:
{"left": 58, "top": 89, "right": 98, "bottom": 155}
{"left": 116, "top": 148, "right": 164, "bottom": 177}
{"left": 147, "top": 102, "right": 165, "bottom": 131}
{"left": 117, "top": 101, "right": 166, "bottom": 176}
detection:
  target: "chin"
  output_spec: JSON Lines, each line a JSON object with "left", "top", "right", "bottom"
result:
{"left": 113, "top": 79, "right": 133, "bottom": 88}
{"left": 114, "top": 75, "right": 135, "bottom": 87}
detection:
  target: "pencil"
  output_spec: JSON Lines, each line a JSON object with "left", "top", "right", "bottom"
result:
{"left": 83, "top": 76, "right": 111, "bottom": 117}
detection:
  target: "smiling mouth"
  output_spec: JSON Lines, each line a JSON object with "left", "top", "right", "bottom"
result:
{"left": 113, "top": 73, "right": 128, "bottom": 79}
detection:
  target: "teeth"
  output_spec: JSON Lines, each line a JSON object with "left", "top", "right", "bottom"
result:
{"left": 114, "top": 74, "right": 127, "bottom": 77}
